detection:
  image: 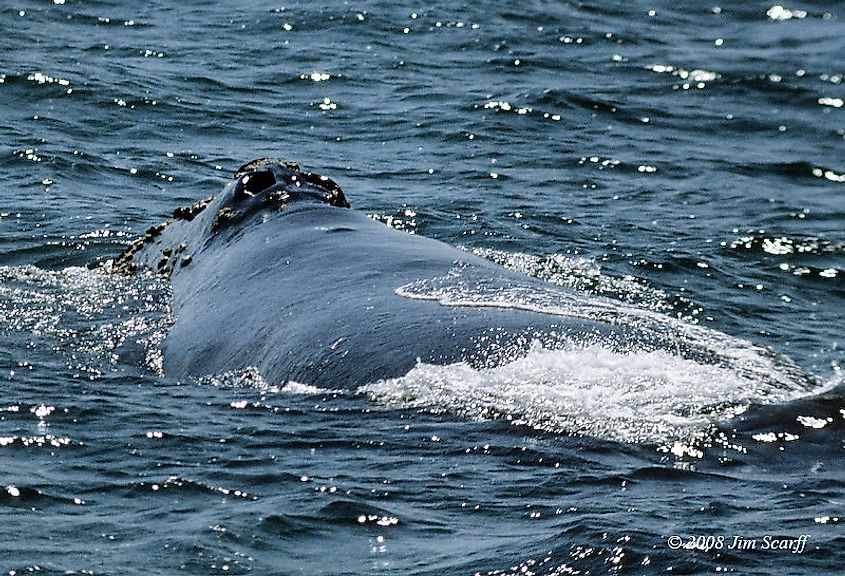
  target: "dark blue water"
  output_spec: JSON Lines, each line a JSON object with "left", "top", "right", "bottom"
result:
{"left": 2, "top": 1, "right": 843, "bottom": 574}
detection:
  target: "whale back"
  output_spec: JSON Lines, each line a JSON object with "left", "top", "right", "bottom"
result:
{"left": 113, "top": 160, "right": 817, "bottom": 392}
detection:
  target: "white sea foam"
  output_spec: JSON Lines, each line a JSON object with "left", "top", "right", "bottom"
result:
{"left": 198, "top": 369, "right": 343, "bottom": 396}
{"left": 281, "top": 381, "right": 344, "bottom": 395}
{"left": 360, "top": 341, "right": 808, "bottom": 444}
{"left": 197, "top": 366, "right": 275, "bottom": 391}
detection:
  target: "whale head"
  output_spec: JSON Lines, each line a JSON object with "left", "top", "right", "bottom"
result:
{"left": 112, "top": 159, "right": 348, "bottom": 276}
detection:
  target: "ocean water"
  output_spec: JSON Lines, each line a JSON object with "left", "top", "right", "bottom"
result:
{"left": 1, "top": 1, "right": 843, "bottom": 574}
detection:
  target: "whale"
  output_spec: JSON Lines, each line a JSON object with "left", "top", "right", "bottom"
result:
{"left": 114, "top": 158, "right": 815, "bottom": 391}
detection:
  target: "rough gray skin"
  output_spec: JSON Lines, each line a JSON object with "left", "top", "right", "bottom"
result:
{"left": 114, "top": 159, "right": 805, "bottom": 388}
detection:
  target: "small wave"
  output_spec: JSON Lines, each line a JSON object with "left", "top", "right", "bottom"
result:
{"left": 725, "top": 160, "right": 845, "bottom": 183}
{"left": 367, "top": 206, "right": 419, "bottom": 233}
{"left": 145, "top": 476, "right": 258, "bottom": 501}
{"left": 726, "top": 234, "right": 844, "bottom": 284}
{"left": 0, "top": 435, "right": 79, "bottom": 450}
{"left": 317, "top": 500, "right": 401, "bottom": 527}
{"left": 1, "top": 483, "right": 84, "bottom": 507}
{"left": 477, "top": 99, "right": 562, "bottom": 124}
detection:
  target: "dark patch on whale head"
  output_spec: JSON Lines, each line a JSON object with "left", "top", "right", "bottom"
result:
{"left": 173, "top": 196, "right": 215, "bottom": 222}
{"left": 235, "top": 158, "right": 301, "bottom": 176}
{"left": 114, "top": 194, "right": 212, "bottom": 275}
{"left": 112, "top": 220, "right": 171, "bottom": 275}
{"left": 212, "top": 207, "right": 240, "bottom": 230}
{"left": 233, "top": 170, "right": 276, "bottom": 201}
{"left": 231, "top": 158, "right": 349, "bottom": 209}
